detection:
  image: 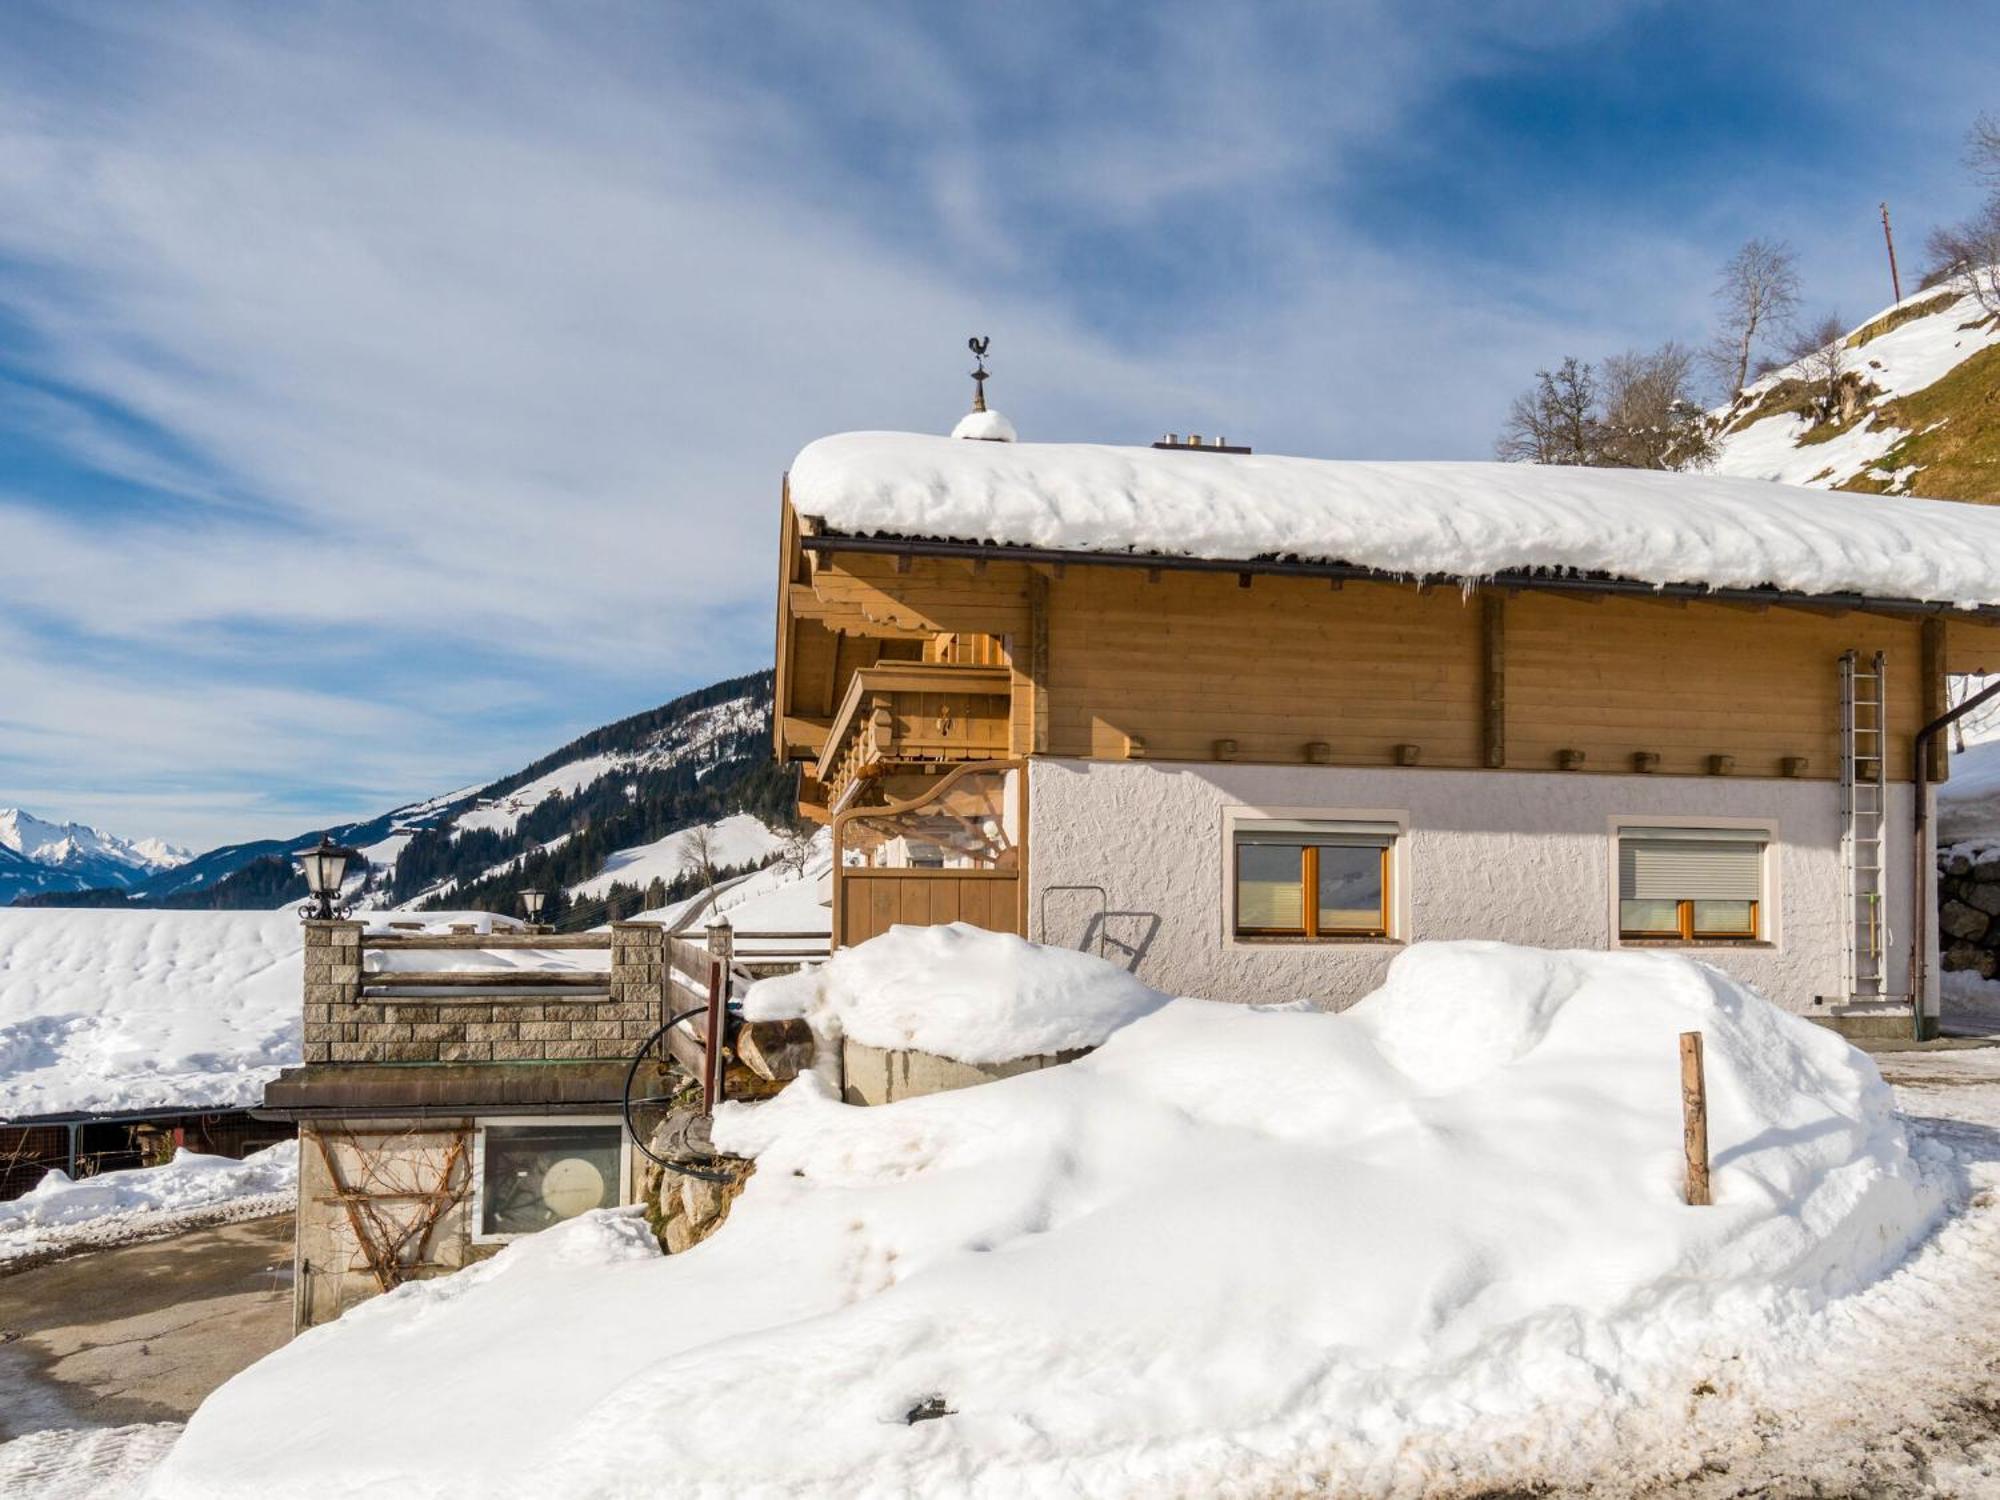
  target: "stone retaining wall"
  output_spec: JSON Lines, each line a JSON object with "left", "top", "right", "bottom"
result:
{"left": 1940, "top": 845, "right": 2000, "bottom": 979}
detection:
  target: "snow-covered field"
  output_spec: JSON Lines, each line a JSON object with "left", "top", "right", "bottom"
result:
{"left": 0, "top": 910, "right": 303, "bottom": 1119}
{"left": 0, "top": 909, "right": 539, "bottom": 1120}
{"left": 0, "top": 1140, "right": 298, "bottom": 1269}
{"left": 567, "top": 813, "right": 782, "bottom": 901}
{"left": 133, "top": 935, "right": 1970, "bottom": 1498}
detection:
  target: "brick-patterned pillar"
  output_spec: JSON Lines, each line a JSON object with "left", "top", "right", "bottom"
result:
{"left": 610, "top": 922, "right": 667, "bottom": 1051}
{"left": 302, "top": 919, "right": 364, "bottom": 1064}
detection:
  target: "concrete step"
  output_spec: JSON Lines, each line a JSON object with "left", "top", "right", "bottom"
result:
{"left": 1810, "top": 1005, "right": 1925, "bottom": 1042}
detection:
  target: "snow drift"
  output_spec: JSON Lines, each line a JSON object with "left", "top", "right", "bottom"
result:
{"left": 743, "top": 921, "right": 1169, "bottom": 1062}
{"left": 151, "top": 940, "right": 1938, "bottom": 1499}
{"left": 0, "top": 1140, "right": 298, "bottom": 1266}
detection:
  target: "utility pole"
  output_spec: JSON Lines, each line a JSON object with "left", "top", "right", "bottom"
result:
{"left": 1881, "top": 202, "right": 1903, "bottom": 306}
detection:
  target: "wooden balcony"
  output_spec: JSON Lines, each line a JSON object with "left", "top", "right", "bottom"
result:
{"left": 817, "top": 663, "right": 1013, "bottom": 809}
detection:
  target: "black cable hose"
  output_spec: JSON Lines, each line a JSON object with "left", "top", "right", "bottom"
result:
{"left": 621, "top": 1007, "right": 738, "bottom": 1182}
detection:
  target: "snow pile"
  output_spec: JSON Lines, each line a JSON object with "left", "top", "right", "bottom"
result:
{"left": 0, "top": 1140, "right": 297, "bottom": 1267}
{"left": 745, "top": 920, "right": 1167, "bottom": 1062}
{"left": 951, "top": 408, "right": 1017, "bottom": 442}
{"left": 0, "top": 910, "right": 303, "bottom": 1119}
{"left": 1941, "top": 740, "right": 2000, "bottom": 846}
{"left": 790, "top": 430, "right": 2000, "bottom": 609}
{"left": 152, "top": 941, "right": 1941, "bottom": 1500}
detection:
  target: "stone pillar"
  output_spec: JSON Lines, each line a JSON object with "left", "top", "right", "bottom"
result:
{"left": 302, "top": 919, "right": 364, "bottom": 1064}
{"left": 611, "top": 922, "right": 667, "bottom": 1037}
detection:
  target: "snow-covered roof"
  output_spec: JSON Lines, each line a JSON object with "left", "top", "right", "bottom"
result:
{"left": 790, "top": 431, "right": 2000, "bottom": 610}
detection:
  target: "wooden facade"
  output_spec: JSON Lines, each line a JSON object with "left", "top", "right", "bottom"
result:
{"left": 775, "top": 492, "right": 2000, "bottom": 950}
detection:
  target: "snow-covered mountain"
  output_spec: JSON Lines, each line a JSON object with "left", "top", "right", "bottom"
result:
{"left": 0, "top": 809, "right": 191, "bottom": 905}
{"left": 1710, "top": 277, "right": 2000, "bottom": 503}
{"left": 10, "top": 670, "right": 791, "bottom": 923}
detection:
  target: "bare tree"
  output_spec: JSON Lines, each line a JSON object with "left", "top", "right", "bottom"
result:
{"left": 1785, "top": 313, "right": 1853, "bottom": 425}
{"left": 1597, "top": 341, "right": 1719, "bottom": 470}
{"left": 1705, "top": 239, "right": 1802, "bottom": 397}
{"left": 1971, "top": 111, "right": 2000, "bottom": 187}
{"left": 1495, "top": 357, "right": 1600, "bottom": 465}
{"left": 776, "top": 827, "right": 816, "bottom": 880}
{"left": 679, "top": 822, "right": 719, "bottom": 895}
{"left": 1924, "top": 113, "right": 2000, "bottom": 317}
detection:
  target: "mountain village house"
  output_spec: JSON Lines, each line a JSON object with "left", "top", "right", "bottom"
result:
{"left": 776, "top": 391, "right": 2000, "bottom": 1036}
{"left": 261, "top": 379, "right": 2000, "bottom": 1329}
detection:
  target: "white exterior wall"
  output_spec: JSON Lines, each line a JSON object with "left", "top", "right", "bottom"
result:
{"left": 1027, "top": 758, "right": 1922, "bottom": 1014}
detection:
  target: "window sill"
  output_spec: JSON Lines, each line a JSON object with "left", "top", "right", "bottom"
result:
{"left": 1230, "top": 935, "right": 1404, "bottom": 948}
{"left": 1616, "top": 939, "right": 1775, "bottom": 950}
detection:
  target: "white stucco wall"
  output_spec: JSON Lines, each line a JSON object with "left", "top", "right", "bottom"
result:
{"left": 1027, "top": 758, "right": 1923, "bottom": 1014}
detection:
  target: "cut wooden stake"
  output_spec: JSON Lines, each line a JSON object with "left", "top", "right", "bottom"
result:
{"left": 1680, "top": 1031, "right": 1711, "bottom": 1206}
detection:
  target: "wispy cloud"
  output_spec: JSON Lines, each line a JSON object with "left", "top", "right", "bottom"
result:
{"left": 0, "top": 1, "right": 1986, "bottom": 848}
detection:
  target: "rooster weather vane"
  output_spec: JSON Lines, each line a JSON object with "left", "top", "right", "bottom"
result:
{"left": 968, "top": 336, "right": 991, "bottom": 413}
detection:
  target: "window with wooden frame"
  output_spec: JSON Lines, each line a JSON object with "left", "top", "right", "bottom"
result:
{"left": 1232, "top": 821, "right": 1394, "bottom": 939}
{"left": 1617, "top": 827, "right": 1767, "bottom": 943}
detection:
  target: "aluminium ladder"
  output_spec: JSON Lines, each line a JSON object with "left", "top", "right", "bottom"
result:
{"left": 1839, "top": 650, "right": 1890, "bottom": 1001}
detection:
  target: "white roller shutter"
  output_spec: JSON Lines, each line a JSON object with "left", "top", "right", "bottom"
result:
{"left": 1618, "top": 831, "right": 1766, "bottom": 902}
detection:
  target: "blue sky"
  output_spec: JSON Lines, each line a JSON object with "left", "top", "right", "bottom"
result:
{"left": 0, "top": 1, "right": 1991, "bottom": 850}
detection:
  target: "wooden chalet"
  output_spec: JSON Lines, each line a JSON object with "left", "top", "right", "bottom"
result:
{"left": 775, "top": 396, "right": 2000, "bottom": 1036}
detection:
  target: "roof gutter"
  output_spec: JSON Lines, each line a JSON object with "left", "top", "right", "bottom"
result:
{"left": 798, "top": 530, "right": 2000, "bottom": 621}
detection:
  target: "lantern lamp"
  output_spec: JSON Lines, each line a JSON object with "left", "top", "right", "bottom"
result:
{"left": 296, "top": 833, "right": 362, "bottom": 921}
{"left": 520, "top": 888, "right": 547, "bottom": 925}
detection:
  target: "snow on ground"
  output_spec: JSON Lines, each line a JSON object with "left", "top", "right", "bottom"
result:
{"left": 567, "top": 814, "right": 782, "bottom": 901}
{"left": 746, "top": 920, "right": 1167, "bottom": 1062}
{"left": 0, "top": 1423, "right": 183, "bottom": 1500}
{"left": 1710, "top": 283, "right": 2000, "bottom": 493}
{"left": 0, "top": 1140, "right": 297, "bottom": 1269}
{"left": 631, "top": 831, "right": 833, "bottom": 959}
{"left": 150, "top": 939, "right": 1946, "bottom": 1499}
{"left": 790, "top": 430, "right": 2000, "bottom": 608}
{"left": 1941, "top": 739, "right": 2000, "bottom": 846}
{"left": 0, "top": 910, "right": 532, "bottom": 1120}
{"left": 0, "top": 911, "right": 303, "bottom": 1120}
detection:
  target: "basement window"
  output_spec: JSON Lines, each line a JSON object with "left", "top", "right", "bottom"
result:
{"left": 472, "top": 1118, "right": 626, "bottom": 1243}
{"left": 1617, "top": 826, "right": 1768, "bottom": 943}
{"left": 1232, "top": 820, "right": 1395, "bottom": 940}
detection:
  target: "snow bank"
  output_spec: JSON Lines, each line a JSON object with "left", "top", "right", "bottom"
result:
{"left": 0, "top": 910, "right": 303, "bottom": 1119}
{"left": 790, "top": 430, "right": 2000, "bottom": 608}
{"left": 0, "top": 1140, "right": 297, "bottom": 1266}
{"left": 153, "top": 941, "right": 1940, "bottom": 1500}
{"left": 744, "top": 920, "right": 1168, "bottom": 1062}
{"left": 1941, "top": 740, "right": 2000, "bottom": 846}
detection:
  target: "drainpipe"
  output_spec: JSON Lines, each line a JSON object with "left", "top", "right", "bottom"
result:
{"left": 1911, "top": 678, "right": 2000, "bottom": 1040}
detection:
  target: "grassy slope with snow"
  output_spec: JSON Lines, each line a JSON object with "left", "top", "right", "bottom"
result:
{"left": 1711, "top": 281, "right": 2000, "bottom": 503}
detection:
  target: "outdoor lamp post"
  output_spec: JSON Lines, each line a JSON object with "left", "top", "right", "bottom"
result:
{"left": 521, "top": 888, "right": 547, "bottom": 929}
{"left": 296, "top": 833, "right": 362, "bottom": 921}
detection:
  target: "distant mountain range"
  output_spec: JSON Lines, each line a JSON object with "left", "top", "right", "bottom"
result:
{"left": 7, "top": 670, "right": 795, "bottom": 924}
{"left": 0, "top": 809, "right": 191, "bottom": 905}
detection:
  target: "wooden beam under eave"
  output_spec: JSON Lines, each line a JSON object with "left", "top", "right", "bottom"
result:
{"left": 1027, "top": 569, "right": 1051, "bottom": 756}
{"left": 1482, "top": 591, "right": 1506, "bottom": 769}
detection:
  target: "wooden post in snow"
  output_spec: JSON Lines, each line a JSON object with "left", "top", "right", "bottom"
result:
{"left": 702, "top": 919, "right": 733, "bottom": 1114}
{"left": 1680, "top": 1031, "right": 1711, "bottom": 1206}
